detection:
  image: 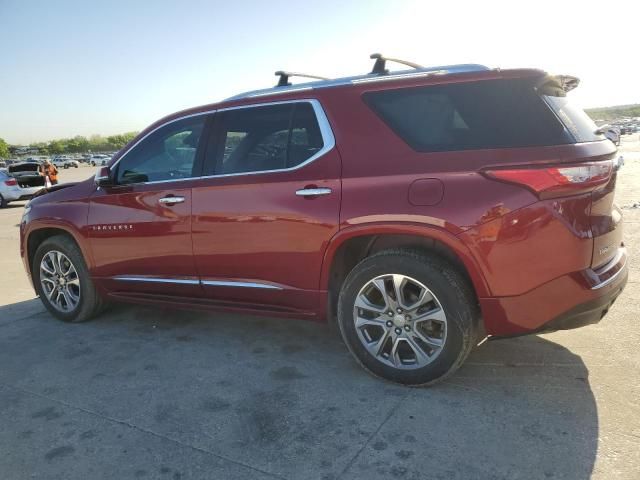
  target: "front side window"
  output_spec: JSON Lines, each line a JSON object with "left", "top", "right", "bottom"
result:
{"left": 116, "top": 116, "right": 205, "bottom": 184}
{"left": 210, "top": 102, "right": 324, "bottom": 175}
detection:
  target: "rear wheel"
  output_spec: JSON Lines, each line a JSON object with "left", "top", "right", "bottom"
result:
{"left": 0, "top": 194, "right": 7, "bottom": 208}
{"left": 337, "top": 249, "right": 478, "bottom": 386}
{"left": 33, "top": 235, "right": 105, "bottom": 322}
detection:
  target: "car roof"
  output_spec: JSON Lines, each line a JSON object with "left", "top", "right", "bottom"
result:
{"left": 226, "top": 63, "right": 492, "bottom": 101}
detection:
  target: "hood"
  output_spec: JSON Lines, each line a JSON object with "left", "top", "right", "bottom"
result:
{"left": 31, "top": 181, "right": 80, "bottom": 200}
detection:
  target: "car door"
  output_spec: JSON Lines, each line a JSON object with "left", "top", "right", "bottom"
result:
{"left": 191, "top": 100, "right": 341, "bottom": 317}
{"left": 88, "top": 115, "right": 209, "bottom": 297}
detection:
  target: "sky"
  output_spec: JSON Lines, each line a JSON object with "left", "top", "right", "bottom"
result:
{"left": 1, "top": 0, "right": 639, "bottom": 144}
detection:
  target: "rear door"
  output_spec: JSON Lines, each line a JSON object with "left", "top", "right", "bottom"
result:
{"left": 191, "top": 100, "right": 341, "bottom": 317}
{"left": 88, "top": 115, "right": 208, "bottom": 297}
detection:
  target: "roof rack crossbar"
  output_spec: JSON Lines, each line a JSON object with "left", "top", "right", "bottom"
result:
{"left": 369, "top": 53, "right": 423, "bottom": 75}
{"left": 275, "top": 71, "right": 329, "bottom": 87}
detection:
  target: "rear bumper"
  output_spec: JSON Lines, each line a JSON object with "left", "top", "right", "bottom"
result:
{"left": 480, "top": 247, "right": 628, "bottom": 336}
{"left": 3, "top": 186, "right": 41, "bottom": 202}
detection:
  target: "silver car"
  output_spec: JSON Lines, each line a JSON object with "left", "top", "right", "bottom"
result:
{"left": 0, "top": 164, "right": 46, "bottom": 208}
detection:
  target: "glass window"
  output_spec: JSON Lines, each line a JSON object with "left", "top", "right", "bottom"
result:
{"left": 116, "top": 116, "right": 205, "bottom": 184}
{"left": 543, "top": 95, "right": 604, "bottom": 143}
{"left": 212, "top": 102, "right": 324, "bottom": 175}
{"left": 364, "top": 78, "right": 572, "bottom": 152}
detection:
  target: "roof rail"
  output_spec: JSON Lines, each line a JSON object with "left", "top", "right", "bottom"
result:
{"left": 275, "top": 71, "right": 329, "bottom": 87}
{"left": 370, "top": 53, "right": 423, "bottom": 75}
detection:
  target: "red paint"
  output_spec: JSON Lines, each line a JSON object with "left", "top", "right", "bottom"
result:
{"left": 20, "top": 67, "right": 626, "bottom": 335}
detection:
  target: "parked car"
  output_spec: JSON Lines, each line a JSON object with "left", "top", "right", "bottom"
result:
{"left": 19, "top": 58, "right": 627, "bottom": 385}
{"left": 52, "top": 158, "right": 69, "bottom": 169}
{"left": 89, "top": 155, "right": 110, "bottom": 166}
{"left": 2, "top": 163, "right": 46, "bottom": 207}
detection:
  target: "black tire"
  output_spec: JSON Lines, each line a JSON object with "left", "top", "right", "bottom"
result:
{"left": 337, "top": 249, "right": 479, "bottom": 386}
{"left": 0, "top": 194, "right": 7, "bottom": 208}
{"left": 33, "top": 235, "right": 105, "bottom": 323}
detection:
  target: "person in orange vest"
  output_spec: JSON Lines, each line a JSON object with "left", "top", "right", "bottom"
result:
{"left": 39, "top": 159, "right": 59, "bottom": 185}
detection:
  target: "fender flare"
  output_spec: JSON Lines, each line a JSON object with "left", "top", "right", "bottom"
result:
{"left": 319, "top": 223, "right": 490, "bottom": 298}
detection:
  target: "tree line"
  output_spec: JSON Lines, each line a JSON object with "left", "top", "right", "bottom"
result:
{"left": 585, "top": 104, "right": 640, "bottom": 122}
{"left": 0, "top": 132, "right": 139, "bottom": 158}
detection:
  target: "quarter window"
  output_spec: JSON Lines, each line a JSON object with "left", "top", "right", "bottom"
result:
{"left": 116, "top": 116, "right": 205, "bottom": 184}
{"left": 364, "top": 78, "right": 572, "bottom": 152}
{"left": 209, "top": 102, "right": 324, "bottom": 175}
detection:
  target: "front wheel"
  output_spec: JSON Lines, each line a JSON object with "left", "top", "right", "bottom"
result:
{"left": 33, "top": 235, "right": 105, "bottom": 322}
{"left": 337, "top": 250, "right": 479, "bottom": 386}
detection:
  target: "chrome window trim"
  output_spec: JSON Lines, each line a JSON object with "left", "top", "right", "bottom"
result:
{"left": 201, "top": 280, "right": 282, "bottom": 290}
{"left": 107, "top": 99, "right": 335, "bottom": 186}
{"left": 113, "top": 276, "right": 282, "bottom": 290}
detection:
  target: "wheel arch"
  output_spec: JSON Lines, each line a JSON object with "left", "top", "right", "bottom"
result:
{"left": 26, "top": 223, "right": 92, "bottom": 278}
{"left": 321, "top": 224, "right": 490, "bottom": 321}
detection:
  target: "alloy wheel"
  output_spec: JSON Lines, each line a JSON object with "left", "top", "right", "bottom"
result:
{"left": 40, "top": 250, "right": 81, "bottom": 312}
{"left": 353, "top": 274, "right": 447, "bottom": 369}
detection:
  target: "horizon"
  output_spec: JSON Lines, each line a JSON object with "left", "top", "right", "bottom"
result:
{"left": 2, "top": 0, "right": 639, "bottom": 144}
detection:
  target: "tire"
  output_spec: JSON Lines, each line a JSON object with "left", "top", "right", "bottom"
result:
{"left": 337, "top": 249, "right": 479, "bottom": 386}
{"left": 33, "top": 235, "right": 105, "bottom": 323}
{"left": 0, "top": 194, "right": 7, "bottom": 208}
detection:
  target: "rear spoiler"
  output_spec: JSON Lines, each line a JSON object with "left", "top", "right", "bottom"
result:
{"left": 536, "top": 74, "right": 580, "bottom": 96}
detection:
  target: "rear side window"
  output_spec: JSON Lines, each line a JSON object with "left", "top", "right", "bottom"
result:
{"left": 364, "top": 79, "right": 572, "bottom": 152}
{"left": 210, "top": 102, "right": 324, "bottom": 175}
{"left": 543, "top": 95, "right": 604, "bottom": 143}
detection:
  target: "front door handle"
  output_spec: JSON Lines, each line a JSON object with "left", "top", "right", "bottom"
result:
{"left": 295, "top": 187, "right": 332, "bottom": 197}
{"left": 158, "top": 195, "right": 185, "bottom": 205}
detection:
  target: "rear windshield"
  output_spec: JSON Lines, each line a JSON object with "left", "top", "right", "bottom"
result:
{"left": 364, "top": 78, "right": 575, "bottom": 152}
{"left": 543, "top": 95, "right": 604, "bottom": 143}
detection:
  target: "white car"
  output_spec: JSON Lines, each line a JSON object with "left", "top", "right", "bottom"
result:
{"left": 52, "top": 158, "right": 68, "bottom": 169}
{"left": 0, "top": 164, "right": 46, "bottom": 208}
{"left": 90, "top": 154, "right": 110, "bottom": 166}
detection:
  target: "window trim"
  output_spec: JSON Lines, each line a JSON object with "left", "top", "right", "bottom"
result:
{"left": 107, "top": 99, "right": 335, "bottom": 186}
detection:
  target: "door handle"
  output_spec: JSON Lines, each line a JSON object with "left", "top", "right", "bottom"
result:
{"left": 158, "top": 195, "right": 185, "bottom": 205}
{"left": 295, "top": 187, "right": 332, "bottom": 197}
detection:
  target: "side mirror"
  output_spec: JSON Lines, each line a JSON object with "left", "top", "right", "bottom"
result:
{"left": 94, "top": 166, "right": 113, "bottom": 187}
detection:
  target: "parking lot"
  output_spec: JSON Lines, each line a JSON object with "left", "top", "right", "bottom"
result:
{"left": 1, "top": 148, "right": 639, "bottom": 479}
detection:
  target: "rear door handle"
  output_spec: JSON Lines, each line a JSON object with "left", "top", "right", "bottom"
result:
{"left": 158, "top": 195, "right": 185, "bottom": 205}
{"left": 295, "top": 187, "right": 332, "bottom": 197}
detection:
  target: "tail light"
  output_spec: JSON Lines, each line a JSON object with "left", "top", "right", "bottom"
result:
{"left": 484, "top": 160, "right": 613, "bottom": 199}
{"left": 4, "top": 179, "right": 18, "bottom": 186}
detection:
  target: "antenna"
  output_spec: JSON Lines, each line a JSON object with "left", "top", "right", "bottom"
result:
{"left": 369, "top": 53, "right": 423, "bottom": 75}
{"left": 275, "top": 71, "right": 329, "bottom": 87}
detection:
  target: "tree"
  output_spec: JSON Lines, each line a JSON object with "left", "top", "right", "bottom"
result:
{"left": 0, "top": 138, "right": 9, "bottom": 158}
{"left": 48, "top": 140, "right": 64, "bottom": 154}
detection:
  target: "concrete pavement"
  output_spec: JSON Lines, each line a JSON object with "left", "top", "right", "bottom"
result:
{"left": 0, "top": 150, "right": 638, "bottom": 479}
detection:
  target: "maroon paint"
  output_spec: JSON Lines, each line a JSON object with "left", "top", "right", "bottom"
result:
{"left": 20, "top": 67, "right": 626, "bottom": 336}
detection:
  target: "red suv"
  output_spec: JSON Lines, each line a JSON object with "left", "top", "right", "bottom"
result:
{"left": 20, "top": 56, "right": 627, "bottom": 385}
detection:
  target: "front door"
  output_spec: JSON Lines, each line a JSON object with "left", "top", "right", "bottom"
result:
{"left": 88, "top": 115, "right": 208, "bottom": 297}
{"left": 191, "top": 100, "right": 341, "bottom": 317}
